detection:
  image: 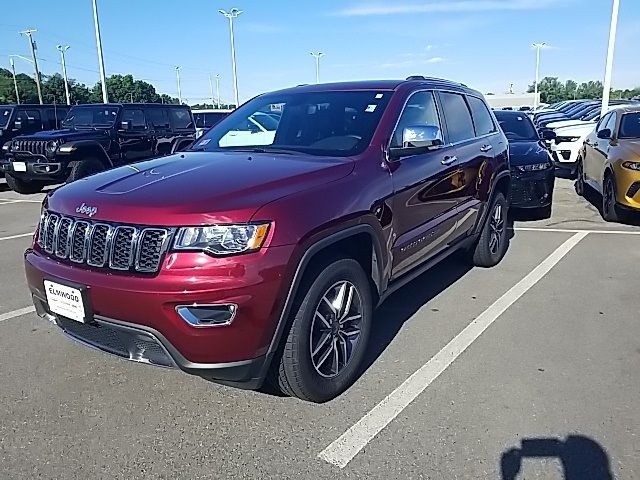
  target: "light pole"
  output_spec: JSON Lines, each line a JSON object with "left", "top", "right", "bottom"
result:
{"left": 215, "top": 74, "right": 221, "bottom": 108}
{"left": 601, "top": 0, "right": 620, "bottom": 116}
{"left": 532, "top": 42, "right": 546, "bottom": 110}
{"left": 92, "top": 0, "right": 109, "bottom": 103}
{"left": 310, "top": 52, "right": 325, "bottom": 84}
{"left": 208, "top": 74, "right": 215, "bottom": 106}
{"left": 19, "top": 29, "right": 43, "bottom": 104}
{"left": 9, "top": 58, "right": 20, "bottom": 104}
{"left": 56, "top": 45, "right": 71, "bottom": 105}
{"left": 219, "top": 8, "right": 242, "bottom": 108}
{"left": 175, "top": 66, "right": 182, "bottom": 104}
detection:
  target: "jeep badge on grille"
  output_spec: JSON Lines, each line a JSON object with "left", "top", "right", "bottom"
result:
{"left": 75, "top": 203, "right": 98, "bottom": 217}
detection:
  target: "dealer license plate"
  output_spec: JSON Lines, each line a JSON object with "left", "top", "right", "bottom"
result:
{"left": 44, "top": 280, "right": 87, "bottom": 323}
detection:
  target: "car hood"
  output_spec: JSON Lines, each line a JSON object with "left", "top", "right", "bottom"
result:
{"left": 619, "top": 139, "right": 640, "bottom": 158}
{"left": 554, "top": 124, "right": 595, "bottom": 137}
{"left": 15, "top": 129, "right": 108, "bottom": 142}
{"left": 46, "top": 151, "right": 354, "bottom": 225}
{"left": 508, "top": 141, "right": 551, "bottom": 167}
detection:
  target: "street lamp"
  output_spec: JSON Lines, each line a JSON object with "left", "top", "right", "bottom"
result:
{"left": 175, "top": 66, "right": 182, "bottom": 104}
{"left": 219, "top": 8, "right": 242, "bottom": 108}
{"left": 532, "top": 42, "right": 546, "bottom": 110}
{"left": 310, "top": 52, "right": 325, "bottom": 84}
{"left": 601, "top": 0, "right": 620, "bottom": 116}
{"left": 9, "top": 58, "right": 20, "bottom": 104}
{"left": 56, "top": 45, "right": 71, "bottom": 105}
{"left": 216, "top": 74, "right": 221, "bottom": 108}
{"left": 92, "top": 0, "right": 109, "bottom": 103}
{"left": 19, "top": 29, "right": 43, "bottom": 104}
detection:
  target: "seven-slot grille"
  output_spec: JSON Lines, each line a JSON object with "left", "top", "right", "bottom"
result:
{"left": 15, "top": 139, "right": 47, "bottom": 156}
{"left": 37, "top": 210, "right": 171, "bottom": 273}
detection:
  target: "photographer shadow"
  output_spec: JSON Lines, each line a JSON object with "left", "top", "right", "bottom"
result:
{"left": 501, "top": 435, "right": 613, "bottom": 480}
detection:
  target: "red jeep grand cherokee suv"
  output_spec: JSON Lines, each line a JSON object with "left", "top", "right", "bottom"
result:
{"left": 26, "top": 77, "right": 510, "bottom": 402}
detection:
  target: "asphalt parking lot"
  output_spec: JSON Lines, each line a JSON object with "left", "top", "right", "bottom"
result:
{"left": 1, "top": 178, "right": 639, "bottom": 480}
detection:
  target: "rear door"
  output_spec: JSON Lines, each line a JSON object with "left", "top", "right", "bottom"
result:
{"left": 118, "top": 107, "right": 152, "bottom": 162}
{"left": 389, "top": 90, "right": 463, "bottom": 279}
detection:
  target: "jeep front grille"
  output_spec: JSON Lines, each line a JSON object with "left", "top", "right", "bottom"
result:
{"left": 15, "top": 139, "right": 47, "bottom": 156}
{"left": 38, "top": 211, "right": 172, "bottom": 274}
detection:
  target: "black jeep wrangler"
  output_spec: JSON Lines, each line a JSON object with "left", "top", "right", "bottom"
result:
{"left": 1, "top": 103, "right": 195, "bottom": 194}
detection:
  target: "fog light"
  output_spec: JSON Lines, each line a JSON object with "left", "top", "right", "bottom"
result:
{"left": 176, "top": 304, "right": 237, "bottom": 327}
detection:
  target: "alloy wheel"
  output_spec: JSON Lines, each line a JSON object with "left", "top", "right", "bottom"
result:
{"left": 488, "top": 203, "right": 505, "bottom": 256}
{"left": 604, "top": 179, "right": 615, "bottom": 216}
{"left": 309, "top": 281, "right": 363, "bottom": 378}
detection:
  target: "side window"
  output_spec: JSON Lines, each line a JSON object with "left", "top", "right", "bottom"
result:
{"left": 603, "top": 113, "right": 617, "bottom": 136}
{"left": 16, "top": 109, "right": 41, "bottom": 124}
{"left": 391, "top": 91, "right": 441, "bottom": 148}
{"left": 467, "top": 96, "right": 496, "bottom": 136}
{"left": 439, "top": 92, "right": 475, "bottom": 143}
{"left": 45, "top": 109, "right": 66, "bottom": 129}
{"left": 146, "top": 108, "right": 170, "bottom": 129}
{"left": 121, "top": 109, "right": 147, "bottom": 129}
{"left": 596, "top": 113, "right": 611, "bottom": 133}
{"left": 169, "top": 108, "right": 193, "bottom": 130}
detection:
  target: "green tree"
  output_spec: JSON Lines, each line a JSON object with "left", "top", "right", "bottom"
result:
{"left": 564, "top": 80, "right": 578, "bottom": 100}
{"left": 576, "top": 81, "right": 604, "bottom": 99}
{"left": 0, "top": 67, "right": 39, "bottom": 103}
{"left": 527, "top": 76, "right": 566, "bottom": 103}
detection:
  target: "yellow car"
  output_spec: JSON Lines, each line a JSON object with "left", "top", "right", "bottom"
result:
{"left": 575, "top": 106, "right": 640, "bottom": 222}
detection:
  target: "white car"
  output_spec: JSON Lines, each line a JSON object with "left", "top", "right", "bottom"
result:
{"left": 218, "top": 111, "right": 279, "bottom": 147}
{"left": 550, "top": 123, "right": 596, "bottom": 174}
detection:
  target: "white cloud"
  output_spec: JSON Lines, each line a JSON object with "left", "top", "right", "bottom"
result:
{"left": 336, "top": 0, "right": 567, "bottom": 16}
{"left": 427, "top": 56, "right": 444, "bottom": 64}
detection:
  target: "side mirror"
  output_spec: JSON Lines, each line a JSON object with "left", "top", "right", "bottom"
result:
{"left": 540, "top": 129, "right": 556, "bottom": 141}
{"left": 13, "top": 120, "right": 22, "bottom": 130}
{"left": 402, "top": 125, "right": 443, "bottom": 148}
{"left": 120, "top": 120, "right": 132, "bottom": 131}
{"left": 597, "top": 128, "right": 611, "bottom": 139}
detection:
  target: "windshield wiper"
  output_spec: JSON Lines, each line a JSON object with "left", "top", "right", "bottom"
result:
{"left": 227, "top": 147, "right": 297, "bottom": 155}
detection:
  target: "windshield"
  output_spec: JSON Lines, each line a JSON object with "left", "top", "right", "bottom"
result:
{"left": 0, "top": 107, "right": 13, "bottom": 128}
{"left": 583, "top": 110, "right": 601, "bottom": 121}
{"left": 619, "top": 112, "right": 640, "bottom": 139}
{"left": 61, "top": 106, "right": 119, "bottom": 128}
{"left": 191, "top": 90, "right": 392, "bottom": 157}
{"left": 495, "top": 112, "right": 538, "bottom": 141}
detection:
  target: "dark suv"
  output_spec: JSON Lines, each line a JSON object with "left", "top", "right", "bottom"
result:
{"left": 0, "top": 104, "right": 70, "bottom": 177}
{"left": 25, "top": 78, "right": 510, "bottom": 402}
{"left": 2, "top": 103, "right": 194, "bottom": 193}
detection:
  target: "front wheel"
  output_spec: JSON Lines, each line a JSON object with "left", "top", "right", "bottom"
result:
{"left": 67, "top": 157, "right": 105, "bottom": 183}
{"left": 602, "top": 175, "right": 620, "bottom": 223}
{"left": 5, "top": 173, "right": 45, "bottom": 194}
{"left": 574, "top": 156, "right": 585, "bottom": 197}
{"left": 275, "top": 258, "right": 373, "bottom": 403}
{"left": 470, "top": 192, "right": 509, "bottom": 268}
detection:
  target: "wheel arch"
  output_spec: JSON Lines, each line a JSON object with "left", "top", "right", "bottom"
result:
{"left": 61, "top": 141, "right": 113, "bottom": 168}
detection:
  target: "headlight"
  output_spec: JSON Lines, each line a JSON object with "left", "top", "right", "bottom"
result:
{"left": 46, "top": 140, "right": 59, "bottom": 152}
{"left": 173, "top": 223, "right": 270, "bottom": 255}
{"left": 1, "top": 142, "right": 10, "bottom": 151}
{"left": 516, "top": 162, "right": 552, "bottom": 172}
{"left": 555, "top": 136, "right": 581, "bottom": 143}
{"left": 622, "top": 161, "right": 640, "bottom": 171}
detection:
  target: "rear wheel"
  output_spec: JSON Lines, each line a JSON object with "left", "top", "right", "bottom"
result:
{"left": 574, "top": 156, "right": 585, "bottom": 197}
{"left": 67, "top": 157, "right": 105, "bottom": 183}
{"left": 470, "top": 192, "right": 509, "bottom": 268}
{"left": 602, "top": 174, "right": 620, "bottom": 223}
{"left": 275, "top": 258, "right": 372, "bottom": 403}
{"left": 5, "top": 173, "right": 45, "bottom": 194}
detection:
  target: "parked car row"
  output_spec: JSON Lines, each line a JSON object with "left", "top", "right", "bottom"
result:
{"left": 0, "top": 103, "right": 232, "bottom": 193}
{"left": 525, "top": 98, "right": 640, "bottom": 221}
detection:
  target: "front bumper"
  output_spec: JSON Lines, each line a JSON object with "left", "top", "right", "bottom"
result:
{"left": 510, "top": 167, "right": 555, "bottom": 208}
{"left": 613, "top": 164, "right": 640, "bottom": 210}
{"left": 25, "top": 244, "right": 296, "bottom": 387}
{"left": 550, "top": 142, "right": 582, "bottom": 172}
{"left": 1, "top": 154, "right": 67, "bottom": 181}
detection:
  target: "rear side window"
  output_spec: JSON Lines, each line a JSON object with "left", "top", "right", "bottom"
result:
{"left": 169, "top": 108, "right": 193, "bottom": 130}
{"left": 147, "top": 108, "right": 170, "bottom": 128}
{"left": 439, "top": 92, "right": 475, "bottom": 143}
{"left": 121, "top": 109, "right": 147, "bottom": 129}
{"left": 467, "top": 96, "right": 496, "bottom": 136}
{"left": 16, "top": 109, "right": 41, "bottom": 123}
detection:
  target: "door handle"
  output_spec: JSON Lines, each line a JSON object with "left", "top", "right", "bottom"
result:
{"left": 480, "top": 144, "right": 493, "bottom": 152}
{"left": 441, "top": 156, "right": 457, "bottom": 166}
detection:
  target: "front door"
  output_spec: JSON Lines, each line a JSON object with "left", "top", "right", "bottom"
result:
{"left": 389, "top": 90, "right": 464, "bottom": 279}
{"left": 584, "top": 112, "right": 615, "bottom": 190}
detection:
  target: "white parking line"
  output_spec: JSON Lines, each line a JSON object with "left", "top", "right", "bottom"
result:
{"left": 0, "top": 199, "right": 42, "bottom": 204}
{"left": 0, "top": 306, "right": 36, "bottom": 323}
{"left": 0, "top": 232, "right": 34, "bottom": 242}
{"left": 318, "top": 231, "right": 589, "bottom": 468}
{"left": 514, "top": 226, "right": 640, "bottom": 235}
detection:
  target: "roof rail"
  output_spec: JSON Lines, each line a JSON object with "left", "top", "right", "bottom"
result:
{"left": 405, "top": 75, "right": 467, "bottom": 88}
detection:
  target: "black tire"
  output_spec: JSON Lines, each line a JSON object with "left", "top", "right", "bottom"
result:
{"left": 275, "top": 258, "right": 373, "bottom": 403}
{"left": 4, "top": 173, "right": 45, "bottom": 194}
{"left": 67, "top": 157, "right": 106, "bottom": 183}
{"left": 537, "top": 203, "right": 552, "bottom": 220}
{"left": 602, "top": 174, "right": 620, "bottom": 223}
{"left": 470, "top": 192, "right": 509, "bottom": 268}
{"left": 574, "top": 156, "right": 585, "bottom": 197}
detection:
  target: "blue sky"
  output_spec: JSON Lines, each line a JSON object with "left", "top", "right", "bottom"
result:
{"left": 1, "top": 0, "right": 639, "bottom": 104}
